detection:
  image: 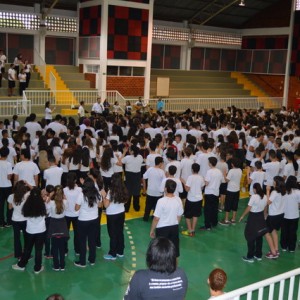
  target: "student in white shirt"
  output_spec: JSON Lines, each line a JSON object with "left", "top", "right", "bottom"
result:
{"left": 12, "top": 188, "right": 47, "bottom": 274}
{"left": 0, "top": 147, "right": 13, "bottom": 227}
{"left": 165, "top": 148, "right": 181, "bottom": 179}
{"left": 64, "top": 172, "right": 81, "bottom": 256}
{"left": 239, "top": 183, "right": 268, "bottom": 263}
{"left": 219, "top": 158, "right": 242, "bottom": 225}
{"left": 43, "top": 155, "right": 63, "bottom": 187}
{"left": 280, "top": 176, "right": 300, "bottom": 252}
{"left": 283, "top": 152, "right": 296, "bottom": 182}
{"left": 45, "top": 101, "right": 56, "bottom": 124}
{"left": 262, "top": 150, "right": 280, "bottom": 196}
{"left": 295, "top": 149, "right": 300, "bottom": 184}
{"left": 264, "top": 176, "right": 286, "bottom": 259}
{"left": 7, "top": 180, "right": 31, "bottom": 258}
{"left": 247, "top": 160, "right": 265, "bottom": 196}
{"left": 146, "top": 141, "right": 161, "bottom": 169}
{"left": 150, "top": 180, "right": 184, "bottom": 257}
{"left": 13, "top": 149, "right": 40, "bottom": 187}
{"left": 100, "top": 147, "right": 117, "bottom": 192}
{"left": 103, "top": 174, "right": 127, "bottom": 260}
{"left": 208, "top": 268, "right": 227, "bottom": 298}
{"left": 201, "top": 157, "right": 223, "bottom": 230}
{"left": 77, "top": 101, "right": 86, "bottom": 118}
{"left": 46, "top": 185, "right": 69, "bottom": 271}
{"left": 160, "top": 165, "right": 183, "bottom": 198}
{"left": 74, "top": 177, "right": 103, "bottom": 267}
{"left": 181, "top": 163, "right": 205, "bottom": 237}
{"left": 143, "top": 156, "right": 165, "bottom": 221}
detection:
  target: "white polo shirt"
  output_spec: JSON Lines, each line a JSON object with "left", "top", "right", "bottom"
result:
{"left": 143, "top": 167, "right": 165, "bottom": 197}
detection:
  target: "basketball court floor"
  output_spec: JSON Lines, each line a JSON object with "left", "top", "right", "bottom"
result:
{"left": 0, "top": 197, "right": 299, "bottom": 300}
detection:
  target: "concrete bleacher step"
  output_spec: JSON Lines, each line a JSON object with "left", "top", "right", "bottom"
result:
{"left": 63, "top": 80, "right": 91, "bottom": 89}
{"left": 150, "top": 82, "right": 244, "bottom": 89}
{"left": 54, "top": 65, "right": 80, "bottom": 73}
{"left": 151, "top": 76, "right": 237, "bottom": 83}
{"left": 151, "top": 69, "right": 232, "bottom": 77}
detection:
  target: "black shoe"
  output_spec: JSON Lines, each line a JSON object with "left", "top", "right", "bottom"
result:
{"left": 143, "top": 217, "right": 149, "bottom": 222}
{"left": 74, "top": 261, "right": 86, "bottom": 268}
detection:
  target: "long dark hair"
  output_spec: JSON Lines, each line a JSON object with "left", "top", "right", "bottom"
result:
{"left": 273, "top": 176, "right": 286, "bottom": 196}
{"left": 82, "top": 177, "right": 100, "bottom": 207}
{"left": 81, "top": 147, "right": 90, "bottom": 167}
{"left": 53, "top": 185, "right": 64, "bottom": 215}
{"left": 70, "top": 145, "right": 82, "bottom": 165}
{"left": 66, "top": 172, "right": 77, "bottom": 190}
{"left": 89, "top": 168, "right": 104, "bottom": 190}
{"left": 109, "top": 174, "right": 128, "bottom": 204}
{"left": 100, "top": 147, "right": 113, "bottom": 171}
{"left": 253, "top": 183, "right": 264, "bottom": 199}
{"left": 146, "top": 237, "right": 177, "bottom": 274}
{"left": 286, "top": 175, "right": 297, "bottom": 194}
{"left": 22, "top": 188, "right": 47, "bottom": 217}
{"left": 13, "top": 180, "right": 29, "bottom": 206}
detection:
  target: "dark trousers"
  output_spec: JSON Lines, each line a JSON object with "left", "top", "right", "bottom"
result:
{"left": 12, "top": 220, "right": 27, "bottom": 258}
{"left": 144, "top": 195, "right": 160, "bottom": 221}
{"left": 19, "top": 81, "right": 26, "bottom": 96}
{"left": 280, "top": 218, "right": 299, "bottom": 251}
{"left": 125, "top": 195, "right": 140, "bottom": 212}
{"left": 52, "top": 237, "right": 67, "bottom": 269}
{"left": 156, "top": 225, "right": 180, "bottom": 257}
{"left": 96, "top": 208, "right": 102, "bottom": 248}
{"left": 78, "top": 218, "right": 98, "bottom": 265}
{"left": 65, "top": 216, "right": 79, "bottom": 254}
{"left": 25, "top": 72, "right": 31, "bottom": 88}
{"left": 18, "top": 231, "right": 45, "bottom": 272}
{"left": 103, "top": 176, "right": 112, "bottom": 193}
{"left": 107, "top": 212, "right": 125, "bottom": 257}
{"left": 204, "top": 194, "right": 219, "bottom": 229}
{"left": 247, "top": 236, "right": 263, "bottom": 258}
{"left": 44, "top": 217, "right": 52, "bottom": 256}
{"left": 0, "top": 187, "right": 12, "bottom": 225}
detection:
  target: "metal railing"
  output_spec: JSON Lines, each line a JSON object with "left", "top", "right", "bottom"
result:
{"left": 34, "top": 48, "right": 46, "bottom": 86}
{"left": 23, "top": 90, "right": 126, "bottom": 107}
{"left": 213, "top": 268, "right": 300, "bottom": 300}
{"left": 49, "top": 72, "right": 57, "bottom": 92}
{"left": 0, "top": 99, "right": 31, "bottom": 116}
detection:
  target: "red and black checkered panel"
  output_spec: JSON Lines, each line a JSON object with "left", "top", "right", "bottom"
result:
{"left": 45, "top": 37, "right": 75, "bottom": 65}
{"left": 204, "top": 48, "right": 221, "bottom": 70}
{"left": 151, "top": 44, "right": 164, "bottom": 68}
{"left": 190, "top": 48, "right": 205, "bottom": 70}
{"left": 220, "top": 49, "right": 237, "bottom": 71}
{"left": 236, "top": 50, "right": 252, "bottom": 72}
{"left": 251, "top": 50, "right": 269, "bottom": 73}
{"left": 79, "top": 5, "right": 101, "bottom": 36}
{"left": 242, "top": 36, "right": 288, "bottom": 49}
{"left": 7, "top": 34, "right": 33, "bottom": 63}
{"left": 291, "top": 11, "right": 300, "bottom": 76}
{"left": 163, "top": 45, "right": 180, "bottom": 69}
{"left": 107, "top": 5, "right": 148, "bottom": 60}
{"left": 0, "top": 33, "right": 6, "bottom": 53}
{"left": 269, "top": 50, "right": 287, "bottom": 74}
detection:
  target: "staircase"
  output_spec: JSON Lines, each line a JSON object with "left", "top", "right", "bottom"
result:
{"left": 150, "top": 70, "right": 252, "bottom": 98}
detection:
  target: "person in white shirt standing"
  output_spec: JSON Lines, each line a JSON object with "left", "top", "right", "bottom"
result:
{"left": 92, "top": 97, "right": 104, "bottom": 117}
{"left": 201, "top": 157, "right": 223, "bottom": 231}
{"left": 7, "top": 63, "right": 16, "bottom": 97}
{"left": 150, "top": 180, "right": 184, "bottom": 257}
{"left": 45, "top": 101, "right": 56, "bottom": 125}
{"left": 181, "top": 163, "right": 205, "bottom": 237}
{"left": 219, "top": 158, "right": 242, "bottom": 226}
{"left": 18, "top": 68, "right": 27, "bottom": 96}
{"left": 143, "top": 156, "right": 165, "bottom": 221}
{"left": 43, "top": 155, "right": 64, "bottom": 187}
{"left": 0, "top": 147, "right": 13, "bottom": 227}
{"left": 77, "top": 101, "right": 86, "bottom": 118}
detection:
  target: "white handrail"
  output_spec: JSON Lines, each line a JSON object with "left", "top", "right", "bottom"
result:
{"left": 0, "top": 100, "right": 31, "bottom": 116}
{"left": 49, "top": 72, "right": 57, "bottom": 93}
{"left": 213, "top": 268, "right": 300, "bottom": 300}
{"left": 34, "top": 48, "right": 46, "bottom": 87}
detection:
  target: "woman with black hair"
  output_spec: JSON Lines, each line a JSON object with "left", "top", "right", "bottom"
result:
{"left": 68, "top": 145, "right": 82, "bottom": 183}
{"left": 239, "top": 183, "right": 268, "bottom": 263}
{"left": 103, "top": 174, "right": 127, "bottom": 260}
{"left": 64, "top": 172, "right": 81, "bottom": 255}
{"left": 7, "top": 180, "right": 31, "bottom": 259}
{"left": 79, "top": 147, "right": 90, "bottom": 179}
{"left": 74, "top": 177, "right": 103, "bottom": 267}
{"left": 100, "top": 146, "right": 117, "bottom": 192}
{"left": 121, "top": 145, "right": 143, "bottom": 212}
{"left": 124, "top": 237, "right": 188, "bottom": 299}
{"left": 280, "top": 176, "right": 300, "bottom": 252}
{"left": 49, "top": 137, "right": 63, "bottom": 165}
{"left": 45, "top": 101, "right": 56, "bottom": 125}
{"left": 12, "top": 188, "right": 47, "bottom": 274}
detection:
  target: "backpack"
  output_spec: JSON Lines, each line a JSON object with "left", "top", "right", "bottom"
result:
{"left": 38, "top": 150, "right": 49, "bottom": 171}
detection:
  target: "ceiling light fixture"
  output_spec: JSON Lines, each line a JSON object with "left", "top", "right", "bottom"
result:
{"left": 239, "top": 0, "right": 245, "bottom": 6}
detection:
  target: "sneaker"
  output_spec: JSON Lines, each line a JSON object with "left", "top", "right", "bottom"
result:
{"left": 276, "top": 250, "right": 280, "bottom": 256}
{"left": 52, "top": 267, "right": 60, "bottom": 271}
{"left": 4, "top": 223, "right": 12, "bottom": 228}
{"left": 190, "top": 231, "right": 195, "bottom": 237}
{"left": 60, "top": 268, "right": 65, "bottom": 271}
{"left": 116, "top": 254, "right": 124, "bottom": 258}
{"left": 12, "top": 264, "right": 25, "bottom": 271}
{"left": 289, "top": 250, "right": 295, "bottom": 253}
{"left": 65, "top": 252, "right": 68, "bottom": 257}
{"left": 281, "top": 248, "right": 287, "bottom": 252}
{"left": 230, "top": 220, "right": 236, "bottom": 225}
{"left": 218, "top": 208, "right": 223, "bottom": 213}
{"left": 75, "top": 252, "right": 80, "bottom": 256}
{"left": 242, "top": 256, "right": 254, "bottom": 263}
{"left": 265, "top": 251, "right": 278, "bottom": 259}
{"left": 44, "top": 254, "right": 53, "bottom": 259}
{"left": 219, "top": 220, "right": 231, "bottom": 226}
{"left": 88, "top": 261, "right": 95, "bottom": 266}
{"left": 96, "top": 246, "right": 102, "bottom": 249}
{"left": 103, "top": 254, "right": 117, "bottom": 261}
{"left": 34, "top": 266, "right": 44, "bottom": 274}
{"left": 74, "top": 261, "right": 86, "bottom": 268}
{"left": 199, "top": 226, "right": 211, "bottom": 231}
{"left": 181, "top": 230, "right": 193, "bottom": 237}
{"left": 254, "top": 256, "right": 262, "bottom": 261}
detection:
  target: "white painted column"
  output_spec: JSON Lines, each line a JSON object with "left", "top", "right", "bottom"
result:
{"left": 144, "top": 0, "right": 154, "bottom": 100}
{"left": 99, "top": 0, "right": 108, "bottom": 97}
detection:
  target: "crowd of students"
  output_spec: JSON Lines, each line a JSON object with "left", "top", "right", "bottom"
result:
{"left": 0, "top": 103, "right": 300, "bottom": 297}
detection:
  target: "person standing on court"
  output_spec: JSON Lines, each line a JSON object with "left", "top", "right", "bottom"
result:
{"left": 8, "top": 63, "right": 16, "bottom": 97}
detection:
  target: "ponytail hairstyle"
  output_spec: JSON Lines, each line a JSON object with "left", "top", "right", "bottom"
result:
{"left": 66, "top": 172, "right": 77, "bottom": 190}
{"left": 22, "top": 188, "right": 47, "bottom": 217}
{"left": 109, "top": 173, "right": 128, "bottom": 204}
{"left": 89, "top": 168, "right": 103, "bottom": 190}
{"left": 13, "top": 180, "right": 29, "bottom": 206}
{"left": 253, "top": 183, "right": 264, "bottom": 199}
{"left": 12, "top": 115, "right": 18, "bottom": 130}
{"left": 285, "top": 175, "right": 297, "bottom": 195}
{"left": 53, "top": 185, "right": 64, "bottom": 215}
{"left": 273, "top": 176, "right": 286, "bottom": 196}
{"left": 82, "top": 177, "right": 100, "bottom": 207}
{"left": 130, "top": 145, "right": 140, "bottom": 157}
{"left": 81, "top": 147, "right": 90, "bottom": 168}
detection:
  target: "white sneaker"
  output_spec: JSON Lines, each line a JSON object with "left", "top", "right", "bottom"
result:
{"left": 12, "top": 264, "right": 25, "bottom": 271}
{"left": 34, "top": 266, "right": 44, "bottom": 274}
